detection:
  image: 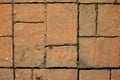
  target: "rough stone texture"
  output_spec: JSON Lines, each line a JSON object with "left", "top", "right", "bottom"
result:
{"left": 79, "top": 0, "right": 114, "bottom": 3}
{"left": 0, "top": 69, "right": 13, "bottom": 80}
{"left": 33, "top": 69, "right": 77, "bottom": 80}
{"left": 79, "top": 38, "right": 120, "bottom": 68}
{"left": 0, "top": 4, "right": 12, "bottom": 36}
{"left": 14, "top": 4, "right": 45, "bottom": 22}
{"left": 47, "top": 4, "right": 77, "bottom": 45}
{"left": 14, "top": 23, "right": 45, "bottom": 67}
{"left": 14, "top": 0, "right": 45, "bottom": 2}
{"left": 46, "top": 46, "right": 77, "bottom": 67}
{"left": 46, "top": 0, "right": 76, "bottom": 2}
{"left": 80, "top": 70, "right": 110, "bottom": 80}
{"left": 98, "top": 5, "right": 120, "bottom": 36}
{"left": 111, "top": 70, "right": 120, "bottom": 80}
{"left": 15, "top": 69, "right": 32, "bottom": 80}
{"left": 33, "top": 69, "right": 45, "bottom": 80}
{"left": 0, "top": 38, "right": 12, "bottom": 67}
{"left": 79, "top": 4, "right": 96, "bottom": 36}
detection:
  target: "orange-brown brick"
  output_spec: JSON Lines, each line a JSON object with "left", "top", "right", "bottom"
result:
{"left": 0, "top": 69, "right": 13, "bottom": 80}
{"left": 33, "top": 69, "right": 77, "bottom": 80}
{"left": 14, "top": 4, "right": 45, "bottom": 22}
{"left": 15, "top": 69, "right": 32, "bottom": 80}
{"left": 80, "top": 70, "right": 110, "bottom": 80}
{"left": 111, "top": 69, "right": 120, "bottom": 80}
{"left": 79, "top": 38, "right": 120, "bottom": 68}
{"left": 79, "top": 4, "right": 96, "bottom": 36}
{"left": 46, "top": 46, "right": 77, "bottom": 67}
{"left": 98, "top": 5, "right": 120, "bottom": 36}
{"left": 0, "top": 4, "right": 12, "bottom": 36}
{"left": 46, "top": 0, "right": 76, "bottom": 2}
{"left": 47, "top": 4, "right": 77, "bottom": 45}
{"left": 0, "top": 38, "right": 12, "bottom": 67}
{"left": 14, "top": 23, "right": 45, "bottom": 67}
{"left": 79, "top": 0, "right": 114, "bottom": 3}
{"left": 14, "top": 0, "right": 44, "bottom": 2}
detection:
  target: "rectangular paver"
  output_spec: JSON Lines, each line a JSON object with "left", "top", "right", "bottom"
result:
{"left": 47, "top": 4, "right": 77, "bottom": 45}
{"left": 98, "top": 5, "right": 120, "bottom": 36}
{"left": 14, "top": 23, "right": 45, "bottom": 67}
{"left": 0, "top": 38, "right": 12, "bottom": 67}
{"left": 0, "top": 4, "right": 12, "bottom": 36}
{"left": 14, "top": 4, "right": 45, "bottom": 22}
{"left": 79, "top": 38, "right": 120, "bottom": 68}
{"left": 80, "top": 70, "right": 110, "bottom": 80}
{"left": 79, "top": 4, "right": 96, "bottom": 36}
{"left": 46, "top": 46, "right": 77, "bottom": 67}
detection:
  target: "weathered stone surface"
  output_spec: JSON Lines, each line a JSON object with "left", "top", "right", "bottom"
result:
{"left": 15, "top": 69, "right": 32, "bottom": 80}
{"left": 79, "top": 4, "right": 96, "bottom": 36}
{"left": 0, "top": 4, "right": 12, "bottom": 36}
{"left": 46, "top": 46, "right": 77, "bottom": 67}
{"left": 111, "top": 69, "right": 120, "bottom": 80}
{"left": 14, "top": 4, "right": 45, "bottom": 22}
{"left": 0, "top": 69, "right": 13, "bottom": 80}
{"left": 98, "top": 5, "right": 120, "bottom": 36}
{"left": 79, "top": 38, "right": 120, "bottom": 68}
{"left": 47, "top": 4, "right": 77, "bottom": 45}
{"left": 33, "top": 69, "right": 77, "bottom": 80}
{"left": 0, "top": 38, "right": 12, "bottom": 67}
{"left": 80, "top": 70, "right": 110, "bottom": 80}
{"left": 15, "top": 23, "right": 45, "bottom": 67}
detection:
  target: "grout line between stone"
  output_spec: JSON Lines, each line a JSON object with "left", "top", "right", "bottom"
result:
{"left": 77, "top": 1, "right": 80, "bottom": 80}
{"left": 31, "top": 69, "right": 33, "bottom": 80}
{"left": 14, "top": 21, "right": 44, "bottom": 24}
{"left": 95, "top": 4, "right": 98, "bottom": 36}
{"left": 0, "top": 67, "right": 120, "bottom": 69}
{"left": 12, "top": 0, "right": 15, "bottom": 80}
{"left": 110, "top": 69, "right": 112, "bottom": 80}
{"left": 45, "top": 44, "right": 77, "bottom": 48}
{"left": 43, "top": 3, "right": 47, "bottom": 69}
{"left": 2, "top": 2, "right": 120, "bottom": 4}
{"left": 79, "top": 36, "right": 120, "bottom": 38}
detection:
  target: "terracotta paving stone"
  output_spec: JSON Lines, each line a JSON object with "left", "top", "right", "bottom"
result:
{"left": 14, "top": 4, "right": 45, "bottom": 22}
{"left": 0, "top": 69, "right": 13, "bottom": 80}
{"left": 15, "top": 69, "right": 32, "bottom": 80}
{"left": 0, "top": 37, "right": 12, "bottom": 67}
{"left": 47, "top": 4, "right": 77, "bottom": 45}
{"left": 79, "top": 4, "right": 96, "bottom": 36}
{"left": 33, "top": 69, "right": 77, "bottom": 80}
{"left": 46, "top": 46, "right": 77, "bottom": 67}
{"left": 0, "top": 4, "right": 12, "bottom": 36}
{"left": 79, "top": 38, "right": 120, "bottom": 68}
{"left": 80, "top": 70, "right": 110, "bottom": 80}
{"left": 14, "top": 23, "right": 45, "bottom": 67}
{"left": 79, "top": 0, "right": 114, "bottom": 3}
{"left": 0, "top": 0, "right": 120, "bottom": 80}
{"left": 98, "top": 5, "right": 120, "bottom": 36}
{"left": 111, "top": 69, "right": 120, "bottom": 80}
